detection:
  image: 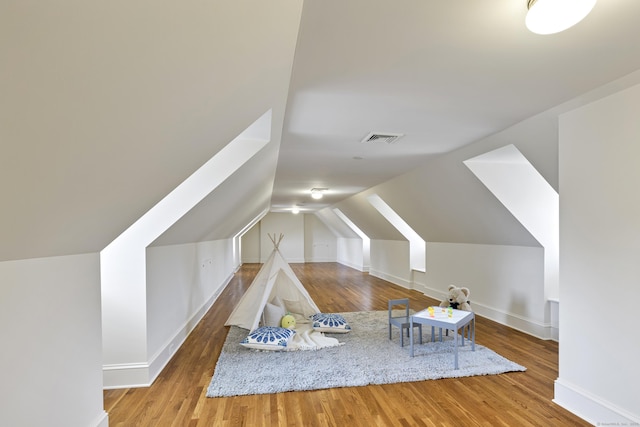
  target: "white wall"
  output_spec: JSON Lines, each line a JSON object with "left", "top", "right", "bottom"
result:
{"left": 304, "top": 214, "right": 337, "bottom": 262}
{"left": 242, "top": 212, "right": 337, "bottom": 264}
{"left": 422, "top": 242, "right": 548, "bottom": 339}
{"left": 241, "top": 224, "right": 261, "bottom": 263}
{"left": 337, "top": 237, "right": 366, "bottom": 271}
{"left": 145, "top": 239, "right": 235, "bottom": 382}
{"left": 101, "top": 126, "right": 270, "bottom": 387}
{"left": 369, "top": 240, "right": 411, "bottom": 289}
{"left": 464, "top": 145, "right": 559, "bottom": 302}
{"left": 259, "top": 213, "right": 305, "bottom": 262}
{"left": 0, "top": 254, "right": 107, "bottom": 427}
{"left": 556, "top": 83, "right": 640, "bottom": 424}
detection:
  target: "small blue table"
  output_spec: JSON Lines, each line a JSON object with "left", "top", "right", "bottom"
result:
{"left": 409, "top": 307, "right": 475, "bottom": 369}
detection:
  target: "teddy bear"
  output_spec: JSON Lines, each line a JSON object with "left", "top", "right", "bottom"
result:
{"left": 439, "top": 285, "right": 472, "bottom": 311}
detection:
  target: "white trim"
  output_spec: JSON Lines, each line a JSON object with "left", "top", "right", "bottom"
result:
{"left": 554, "top": 378, "right": 640, "bottom": 425}
{"left": 337, "top": 260, "right": 367, "bottom": 272}
{"left": 410, "top": 280, "right": 427, "bottom": 294}
{"left": 91, "top": 411, "right": 109, "bottom": 427}
{"left": 103, "top": 273, "right": 232, "bottom": 389}
{"left": 147, "top": 273, "right": 231, "bottom": 382}
{"left": 472, "top": 302, "right": 553, "bottom": 340}
{"left": 103, "top": 363, "right": 151, "bottom": 389}
{"left": 369, "top": 269, "right": 411, "bottom": 289}
{"left": 304, "top": 257, "right": 337, "bottom": 263}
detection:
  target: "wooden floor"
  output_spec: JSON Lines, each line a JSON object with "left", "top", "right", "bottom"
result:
{"left": 104, "top": 263, "right": 589, "bottom": 426}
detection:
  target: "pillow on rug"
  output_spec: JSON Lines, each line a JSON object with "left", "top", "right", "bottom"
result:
{"left": 240, "top": 326, "right": 296, "bottom": 351}
{"left": 263, "top": 302, "right": 285, "bottom": 327}
{"left": 311, "top": 313, "right": 351, "bottom": 333}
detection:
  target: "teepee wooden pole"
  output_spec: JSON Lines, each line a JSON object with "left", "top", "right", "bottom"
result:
{"left": 267, "top": 233, "right": 284, "bottom": 249}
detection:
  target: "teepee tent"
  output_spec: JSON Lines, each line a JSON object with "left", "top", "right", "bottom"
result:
{"left": 225, "top": 234, "right": 321, "bottom": 331}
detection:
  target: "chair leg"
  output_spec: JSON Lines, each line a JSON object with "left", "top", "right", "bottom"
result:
{"left": 400, "top": 327, "right": 404, "bottom": 347}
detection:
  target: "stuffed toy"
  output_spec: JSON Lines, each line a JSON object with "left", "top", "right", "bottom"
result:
{"left": 439, "top": 285, "right": 472, "bottom": 311}
{"left": 280, "top": 313, "right": 297, "bottom": 329}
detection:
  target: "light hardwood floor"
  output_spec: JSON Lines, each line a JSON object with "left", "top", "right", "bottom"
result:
{"left": 104, "top": 262, "right": 589, "bottom": 426}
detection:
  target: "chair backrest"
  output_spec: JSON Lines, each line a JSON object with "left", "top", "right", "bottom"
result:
{"left": 388, "top": 298, "right": 409, "bottom": 320}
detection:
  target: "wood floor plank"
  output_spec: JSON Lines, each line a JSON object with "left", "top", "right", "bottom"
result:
{"left": 104, "top": 262, "right": 589, "bottom": 426}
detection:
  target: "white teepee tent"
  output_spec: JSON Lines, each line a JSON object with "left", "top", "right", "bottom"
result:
{"left": 225, "top": 234, "right": 321, "bottom": 331}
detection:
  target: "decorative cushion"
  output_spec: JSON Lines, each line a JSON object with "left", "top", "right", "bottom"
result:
{"left": 263, "top": 302, "right": 285, "bottom": 327}
{"left": 240, "top": 326, "right": 296, "bottom": 351}
{"left": 311, "top": 313, "right": 351, "bottom": 333}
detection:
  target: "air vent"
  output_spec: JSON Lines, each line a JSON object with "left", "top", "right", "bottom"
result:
{"left": 360, "top": 132, "right": 404, "bottom": 144}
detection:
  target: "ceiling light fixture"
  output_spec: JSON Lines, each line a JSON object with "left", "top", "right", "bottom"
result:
{"left": 310, "top": 188, "right": 327, "bottom": 200}
{"left": 526, "top": 0, "right": 596, "bottom": 35}
{"left": 292, "top": 206, "right": 300, "bottom": 214}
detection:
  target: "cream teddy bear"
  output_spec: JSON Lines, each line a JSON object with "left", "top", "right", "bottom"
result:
{"left": 439, "top": 285, "right": 472, "bottom": 311}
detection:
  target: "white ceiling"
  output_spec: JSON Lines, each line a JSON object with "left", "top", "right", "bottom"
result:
{"left": 4, "top": 0, "right": 640, "bottom": 260}
{"left": 271, "top": 0, "right": 640, "bottom": 212}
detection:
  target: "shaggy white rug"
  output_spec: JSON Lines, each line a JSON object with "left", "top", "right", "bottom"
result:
{"left": 206, "top": 310, "right": 526, "bottom": 397}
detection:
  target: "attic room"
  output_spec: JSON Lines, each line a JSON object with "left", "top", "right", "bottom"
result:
{"left": 2, "top": 1, "right": 639, "bottom": 426}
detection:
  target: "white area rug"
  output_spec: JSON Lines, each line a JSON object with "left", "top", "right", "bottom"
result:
{"left": 206, "top": 310, "right": 526, "bottom": 397}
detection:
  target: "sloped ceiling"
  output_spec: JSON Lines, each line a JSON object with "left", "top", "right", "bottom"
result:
{"left": 0, "top": 1, "right": 303, "bottom": 261}
{"left": 4, "top": 0, "right": 640, "bottom": 261}
{"left": 272, "top": 0, "right": 640, "bottom": 212}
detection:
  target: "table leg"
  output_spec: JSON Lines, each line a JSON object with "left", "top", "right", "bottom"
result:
{"left": 454, "top": 326, "right": 459, "bottom": 369}
{"left": 410, "top": 317, "right": 414, "bottom": 357}
{"left": 471, "top": 317, "right": 475, "bottom": 351}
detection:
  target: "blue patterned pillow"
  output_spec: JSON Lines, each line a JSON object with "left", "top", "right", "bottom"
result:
{"left": 311, "top": 313, "right": 351, "bottom": 333}
{"left": 240, "top": 326, "right": 296, "bottom": 351}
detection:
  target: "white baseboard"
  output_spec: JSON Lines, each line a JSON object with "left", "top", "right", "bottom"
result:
{"left": 410, "top": 276, "right": 428, "bottom": 294}
{"left": 304, "top": 257, "right": 337, "bottom": 263}
{"left": 103, "top": 363, "right": 151, "bottom": 389}
{"left": 92, "top": 410, "right": 109, "bottom": 427}
{"left": 554, "top": 378, "right": 640, "bottom": 425}
{"left": 147, "top": 276, "right": 230, "bottom": 382}
{"left": 336, "top": 260, "right": 367, "bottom": 272}
{"left": 103, "top": 273, "right": 232, "bottom": 389}
{"left": 369, "top": 269, "right": 411, "bottom": 289}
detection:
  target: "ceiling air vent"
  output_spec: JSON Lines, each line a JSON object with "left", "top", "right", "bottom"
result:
{"left": 360, "top": 132, "right": 404, "bottom": 144}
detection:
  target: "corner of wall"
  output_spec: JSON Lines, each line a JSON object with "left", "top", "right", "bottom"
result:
{"left": 92, "top": 411, "right": 109, "bottom": 427}
{"left": 554, "top": 379, "right": 639, "bottom": 426}
{"left": 104, "top": 269, "right": 234, "bottom": 389}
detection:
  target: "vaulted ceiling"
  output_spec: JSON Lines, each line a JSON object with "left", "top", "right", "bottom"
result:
{"left": 3, "top": 0, "right": 640, "bottom": 260}
{"left": 272, "top": 0, "right": 640, "bottom": 212}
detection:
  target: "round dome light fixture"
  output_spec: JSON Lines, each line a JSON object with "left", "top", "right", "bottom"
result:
{"left": 310, "top": 188, "right": 327, "bottom": 200}
{"left": 526, "top": 0, "right": 597, "bottom": 35}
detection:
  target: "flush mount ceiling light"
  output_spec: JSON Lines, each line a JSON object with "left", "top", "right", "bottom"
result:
{"left": 526, "top": 0, "right": 596, "bottom": 35}
{"left": 310, "top": 188, "right": 328, "bottom": 200}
